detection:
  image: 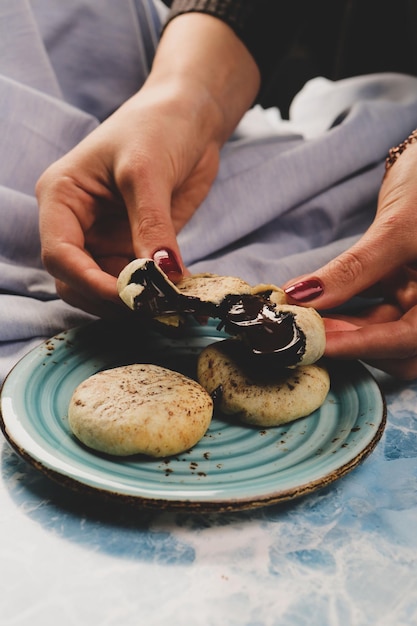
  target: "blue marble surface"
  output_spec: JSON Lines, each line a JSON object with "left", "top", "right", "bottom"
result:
{"left": 1, "top": 371, "right": 417, "bottom": 626}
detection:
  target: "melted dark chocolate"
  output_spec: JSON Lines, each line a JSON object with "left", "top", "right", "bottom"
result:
{"left": 127, "top": 264, "right": 306, "bottom": 366}
{"left": 130, "top": 263, "right": 179, "bottom": 316}
{"left": 130, "top": 262, "right": 219, "bottom": 318}
{"left": 219, "top": 295, "right": 306, "bottom": 367}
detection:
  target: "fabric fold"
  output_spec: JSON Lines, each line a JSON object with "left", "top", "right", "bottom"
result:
{"left": 180, "top": 73, "right": 417, "bottom": 276}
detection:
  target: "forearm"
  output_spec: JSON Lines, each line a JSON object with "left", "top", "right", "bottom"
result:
{"left": 146, "top": 12, "right": 260, "bottom": 145}
{"left": 162, "top": 0, "right": 308, "bottom": 103}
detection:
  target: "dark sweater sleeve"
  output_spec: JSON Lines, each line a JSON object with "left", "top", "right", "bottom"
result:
{"left": 161, "top": 1, "right": 417, "bottom": 117}
{"left": 161, "top": 1, "right": 252, "bottom": 37}
{"left": 160, "top": 1, "right": 307, "bottom": 99}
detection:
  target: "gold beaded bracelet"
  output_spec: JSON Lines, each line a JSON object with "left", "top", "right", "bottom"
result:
{"left": 385, "top": 128, "right": 417, "bottom": 172}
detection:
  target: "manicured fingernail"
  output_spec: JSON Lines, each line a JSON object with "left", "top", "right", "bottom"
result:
{"left": 284, "top": 278, "right": 324, "bottom": 302}
{"left": 153, "top": 248, "right": 182, "bottom": 282}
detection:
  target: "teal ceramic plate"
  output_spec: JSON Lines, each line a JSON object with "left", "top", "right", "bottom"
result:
{"left": 0, "top": 319, "right": 386, "bottom": 512}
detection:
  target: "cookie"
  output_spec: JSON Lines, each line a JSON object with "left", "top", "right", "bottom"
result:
{"left": 116, "top": 258, "right": 254, "bottom": 317}
{"left": 117, "top": 259, "right": 325, "bottom": 367}
{"left": 68, "top": 364, "right": 213, "bottom": 457}
{"left": 271, "top": 304, "right": 326, "bottom": 366}
{"left": 197, "top": 339, "right": 330, "bottom": 427}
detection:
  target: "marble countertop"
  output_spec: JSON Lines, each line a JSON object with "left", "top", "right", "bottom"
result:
{"left": 1, "top": 370, "right": 416, "bottom": 626}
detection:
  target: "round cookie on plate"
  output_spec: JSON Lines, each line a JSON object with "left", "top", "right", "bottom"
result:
{"left": 68, "top": 363, "right": 213, "bottom": 457}
{"left": 197, "top": 339, "right": 330, "bottom": 427}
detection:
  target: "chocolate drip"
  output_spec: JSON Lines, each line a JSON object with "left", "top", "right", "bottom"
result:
{"left": 127, "top": 264, "right": 306, "bottom": 366}
{"left": 129, "top": 261, "right": 219, "bottom": 318}
{"left": 130, "top": 262, "right": 181, "bottom": 316}
{"left": 219, "top": 294, "right": 306, "bottom": 366}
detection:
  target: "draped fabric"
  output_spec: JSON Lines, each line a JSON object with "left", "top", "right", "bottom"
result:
{"left": 1, "top": 0, "right": 417, "bottom": 382}
{"left": 0, "top": 0, "right": 164, "bottom": 377}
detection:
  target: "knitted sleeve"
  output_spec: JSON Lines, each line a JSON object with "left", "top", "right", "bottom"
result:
{"left": 161, "top": 1, "right": 251, "bottom": 36}
{"left": 160, "top": 0, "right": 305, "bottom": 95}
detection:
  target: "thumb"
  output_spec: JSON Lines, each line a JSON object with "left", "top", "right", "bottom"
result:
{"left": 124, "top": 178, "right": 185, "bottom": 282}
{"left": 283, "top": 224, "right": 410, "bottom": 310}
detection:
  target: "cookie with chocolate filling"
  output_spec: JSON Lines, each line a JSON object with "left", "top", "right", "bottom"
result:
{"left": 117, "top": 259, "right": 325, "bottom": 368}
{"left": 197, "top": 339, "right": 330, "bottom": 427}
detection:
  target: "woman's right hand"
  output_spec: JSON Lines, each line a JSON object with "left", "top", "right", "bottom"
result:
{"left": 283, "top": 136, "right": 417, "bottom": 379}
{"left": 37, "top": 13, "right": 260, "bottom": 317}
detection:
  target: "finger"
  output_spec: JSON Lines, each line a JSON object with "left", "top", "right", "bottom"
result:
{"left": 43, "top": 237, "right": 120, "bottom": 305}
{"left": 116, "top": 164, "right": 185, "bottom": 278}
{"left": 323, "top": 318, "right": 361, "bottom": 332}
{"left": 324, "top": 314, "right": 417, "bottom": 380}
{"left": 38, "top": 185, "right": 118, "bottom": 301}
{"left": 324, "top": 302, "right": 402, "bottom": 328}
{"left": 38, "top": 169, "right": 122, "bottom": 304}
{"left": 283, "top": 220, "right": 413, "bottom": 310}
{"left": 359, "top": 355, "right": 417, "bottom": 380}
{"left": 324, "top": 316, "right": 417, "bottom": 362}
{"left": 56, "top": 279, "right": 128, "bottom": 319}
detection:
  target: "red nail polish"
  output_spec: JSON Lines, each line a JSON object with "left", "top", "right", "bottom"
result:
{"left": 284, "top": 278, "right": 323, "bottom": 302}
{"left": 153, "top": 249, "right": 182, "bottom": 282}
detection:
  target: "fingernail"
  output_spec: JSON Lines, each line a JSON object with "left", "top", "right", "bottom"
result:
{"left": 153, "top": 248, "right": 182, "bottom": 282}
{"left": 284, "top": 278, "right": 324, "bottom": 302}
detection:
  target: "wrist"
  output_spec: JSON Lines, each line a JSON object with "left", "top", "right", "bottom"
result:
{"left": 149, "top": 12, "right": 260, "bottom": 143}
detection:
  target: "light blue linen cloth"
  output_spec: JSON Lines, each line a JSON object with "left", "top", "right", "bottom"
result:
{"left": 1, "top": 0, "right": 417, "bottom": 381}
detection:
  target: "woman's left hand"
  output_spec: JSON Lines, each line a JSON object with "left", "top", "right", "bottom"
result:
{"left": 283, "top": 138, "right": 417, "bottom": 379}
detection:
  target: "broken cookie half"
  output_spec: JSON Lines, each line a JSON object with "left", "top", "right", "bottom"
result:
{"left": 117, "top": 258, "right": 325, "bottom": 368}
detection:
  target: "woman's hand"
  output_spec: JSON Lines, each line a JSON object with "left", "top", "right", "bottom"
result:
{"left": 37, "top": 84, "right": 220, "bottom": 317}
{"left": 284, "top": 138, "right": 417, "bottom": 379}
{"left": 37, "top": 13, "right": 260, "bottom": 317}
